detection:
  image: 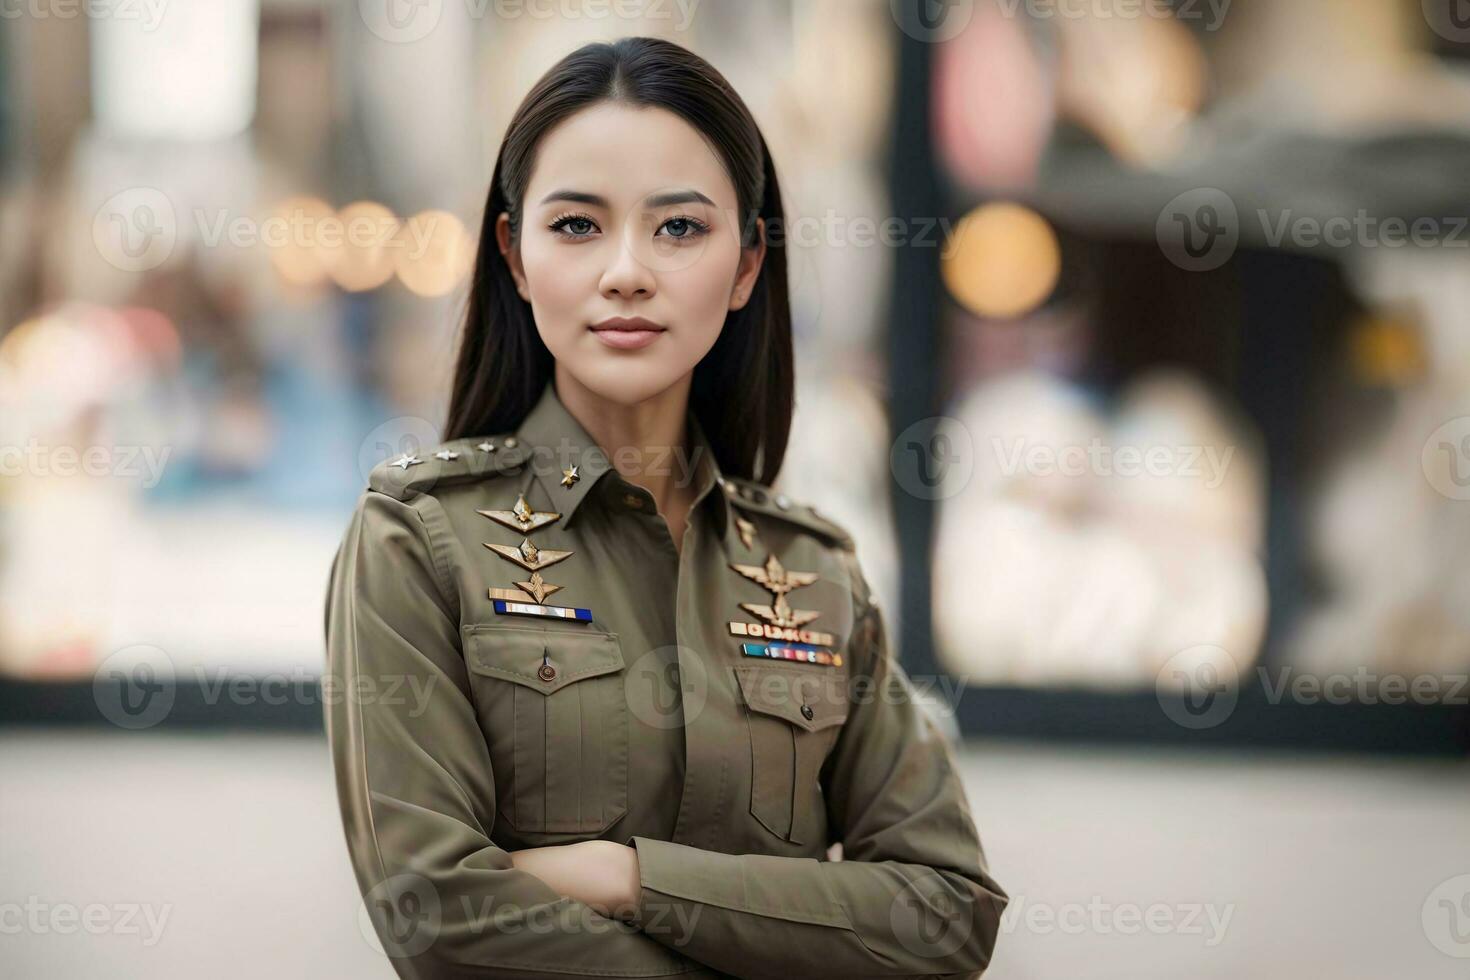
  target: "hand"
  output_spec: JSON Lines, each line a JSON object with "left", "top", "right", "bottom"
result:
{"left": 508, "top": 839, "right": 642, "bottom": 921}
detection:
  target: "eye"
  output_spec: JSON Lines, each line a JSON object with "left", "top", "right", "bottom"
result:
{"left": 548, "top": 212, "right": 599, "bottom": 239}
{"left": 657, "top": 215, "right": 710, "bottom": 241}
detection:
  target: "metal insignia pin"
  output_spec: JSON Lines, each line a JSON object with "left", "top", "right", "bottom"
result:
{"left": 390, "top": 453, "right": 423, "bottom": 470}
{"left": 485, "top": 537, "right": 574, "bottom": 573}
{"left": 560, "top": 464, "right": 580, "bottom": 488}
{"left": 734, "top": 515, "right": 758, "bottom": 550}
{"left": 511, "top": 570, "right": 562, "bottom": 604}
{"left": 728, "top": 552, "right": 822, "bottom": 629}
{"left": 478, "top": 492, "right": 561, "bottom": 534}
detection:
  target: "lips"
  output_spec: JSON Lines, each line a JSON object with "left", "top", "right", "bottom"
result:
{"left": 589, "top": 317, "right": 665, "bottom": 351}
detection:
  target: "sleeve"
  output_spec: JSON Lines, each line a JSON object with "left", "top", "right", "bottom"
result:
{"left": 325, "top": 489, "right": 729, "bottom": 980}
{"left": 624, "top": 551, "right": 1008, "bottom": 980}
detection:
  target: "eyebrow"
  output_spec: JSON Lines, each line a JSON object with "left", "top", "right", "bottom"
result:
{"left": 537, "top": 189, "right": 715, "bottom": 208}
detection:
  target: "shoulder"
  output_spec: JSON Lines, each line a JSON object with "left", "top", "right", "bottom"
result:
{"left": 720, "top": 474, "right": 857, "bottom": 554}
{"left": 365, "top": 434, "right": 531, "bottom": 502}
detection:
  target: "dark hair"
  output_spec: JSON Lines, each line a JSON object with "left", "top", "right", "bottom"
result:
{"left": 444, "top": 35, "right": 793, "bottom": 485}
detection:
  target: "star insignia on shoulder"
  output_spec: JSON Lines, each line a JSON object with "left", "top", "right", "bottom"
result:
{"left": 390, "top": 454, "right": 423, "bottom": 470}
{"left": 560, "top": 464, "right": 580, "bottom": 488}
{"left": 433, "top": 449, "right": 460, "bottom": 461}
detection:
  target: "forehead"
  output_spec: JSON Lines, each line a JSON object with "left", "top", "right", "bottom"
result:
{"left": 525, "top": 101, "right": 737, "bottom": 209}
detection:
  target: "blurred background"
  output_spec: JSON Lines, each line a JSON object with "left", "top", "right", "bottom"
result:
{"left": 2, "top": 0, "right": 1469, "bottom": 977}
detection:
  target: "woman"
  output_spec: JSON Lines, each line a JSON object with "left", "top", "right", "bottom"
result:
{"left": 325, "top": 35, "right": 1006, "bottom": 980}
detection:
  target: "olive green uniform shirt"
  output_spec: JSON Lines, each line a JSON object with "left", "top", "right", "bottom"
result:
{"left": 324, "top": 378, "right": 1007, "bottom": 979}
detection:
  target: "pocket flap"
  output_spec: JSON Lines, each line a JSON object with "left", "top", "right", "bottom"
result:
{"left": 463, "top": 624, "right": 624, "bottom": 695}
{"left": 734, "top": 663, "right": 848, "bottom": 733}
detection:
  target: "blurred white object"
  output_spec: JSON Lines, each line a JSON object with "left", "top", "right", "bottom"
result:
{"left": 934, "top": 369, "right": 1268, "bottom": 687}
{"left": 91, "top": 0, "right": 260, "bottom": 141}
{"left": 1287, "top": 248, "right": 1470, "bottom": 679}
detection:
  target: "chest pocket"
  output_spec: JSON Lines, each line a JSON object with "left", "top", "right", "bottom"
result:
{"left": 734, "top": 663, "right": 849, "bottom": 845}
{"left": 462, "top": 623, "right": 628, "bottom": 835}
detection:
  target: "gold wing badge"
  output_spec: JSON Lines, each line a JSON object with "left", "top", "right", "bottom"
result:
{"left": 479, "top": 492, "right": 592, "bottom": 623}
{"left": 727, "top": 551, "right": 840, "bottom": 665}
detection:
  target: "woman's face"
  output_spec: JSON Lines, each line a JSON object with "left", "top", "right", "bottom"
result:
{"left": 498, "top": 101, "right": 764, "bottom": 405}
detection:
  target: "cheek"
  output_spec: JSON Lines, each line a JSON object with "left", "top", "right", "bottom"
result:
{"left": 664, "top": 241, "right": 740, "bottom": 336}
{"left": 519, "top": 240, "right": 593, "bottom": 335}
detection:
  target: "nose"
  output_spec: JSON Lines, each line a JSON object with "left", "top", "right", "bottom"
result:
{"left": 598, "top": 232, "right": 657, "bottom": 299}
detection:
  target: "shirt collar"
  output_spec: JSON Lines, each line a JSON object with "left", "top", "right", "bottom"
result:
{"left": 515, "top": 377, "right": 732, "bottom": 540}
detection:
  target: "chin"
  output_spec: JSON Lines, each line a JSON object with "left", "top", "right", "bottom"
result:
{"left": 561, "top": 358, "right": 689, "bottom": 407}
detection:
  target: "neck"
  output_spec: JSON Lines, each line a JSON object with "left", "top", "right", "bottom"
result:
{"left": 552, "top": 365, "right": 702, "bottom": 515}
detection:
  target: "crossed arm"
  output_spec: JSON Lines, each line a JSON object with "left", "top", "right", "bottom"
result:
{"left": 326, "top": 490, "right": 1007, "bottom": 980}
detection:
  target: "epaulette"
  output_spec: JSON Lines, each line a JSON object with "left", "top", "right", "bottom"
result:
{"left": 367, "top": 434, "right": 532, "bottom": 501}
{"left": 720, "top": 474, "right": 856, "bottom": 552}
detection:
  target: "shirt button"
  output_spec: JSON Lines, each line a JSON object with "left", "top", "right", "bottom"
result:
{"left": 503, "top": 435, "right": 519, "bottom": 449}
{"left": 537, "top": 663, "right": 557, "bottom": 682}
{"left": 800, "top": 703, "right": 814, "bottom": 720}
{"left": 774, "top": 493, "right": 791, "bottom": 510}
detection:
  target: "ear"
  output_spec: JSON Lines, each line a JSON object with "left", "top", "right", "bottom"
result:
{"left": 496, "top": 212, "right": 531, "bottom": 302}
{"left": 728, "top": 216, "right": 767, "bottom": 312}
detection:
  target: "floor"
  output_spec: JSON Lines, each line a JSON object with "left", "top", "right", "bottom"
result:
{"left": 2, "top": 731, "right": 1466, "bottom": 978}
